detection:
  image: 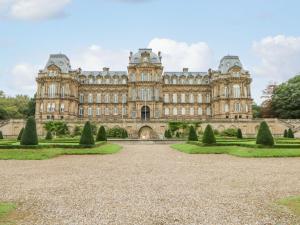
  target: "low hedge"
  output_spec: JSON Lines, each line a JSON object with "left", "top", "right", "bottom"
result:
{"left": 0, "top": 141, "right": 105, "bottom": 149}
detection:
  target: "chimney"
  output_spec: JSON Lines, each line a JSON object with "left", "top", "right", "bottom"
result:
{"left": 129, "top": 51, "right": 133, "bottom": 61}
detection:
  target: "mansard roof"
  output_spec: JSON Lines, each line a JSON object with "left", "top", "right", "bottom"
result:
{"left": 44, "top": 54, "right": 71, "bottom": 73}
{"left": 218, "top": 55, "right": 243, "bottom": 74}
{"left": 164, "top": 72, "right": 208, "bottom": 77}
{"left": 129, "top": 48, "right": 161, "bottom": 64}
{"left": 80, "top": 70, "right": 127, "bottom": 77}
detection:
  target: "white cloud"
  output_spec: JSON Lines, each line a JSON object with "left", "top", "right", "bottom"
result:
{"left": 148, "top": 38, "right": 213, "bottom": 71}
{"left": 72, "top": 45, "right": 129, "bottom": 71}
{"left": 0, "top": 0, "right": 71, "bottom": 20}
{"left": 252, "top": 35, "right": 300, "bottom": 81}
{"left": 9, "top": 63, "right": 40, "bottom": 96}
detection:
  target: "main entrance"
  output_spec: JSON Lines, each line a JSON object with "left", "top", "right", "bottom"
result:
{"left": 138, "top": 126, "right": 154, "bottom": 140}
{"left": 141, "top": 106, "right": 150, "bottom": 121}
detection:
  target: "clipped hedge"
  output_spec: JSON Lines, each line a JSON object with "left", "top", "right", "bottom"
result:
{"left": 256, "top": 121, "right": 274, "bottom": 146}
{"left": 21, "top": 117, "right": 38, "bottom": 146}
{"left": 79, "top": 121, "right": 95, "bottom": 146}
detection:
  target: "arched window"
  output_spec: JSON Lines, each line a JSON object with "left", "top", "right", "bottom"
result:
{"left": 181, "top": 93, "right": 185, "bottom": 103}
{"left": 79, "top": 93, "right": 84, "bottom": 103}
{"left": 198, "top": 94, "right": 202, "bottom": 103}
{"left": 224, "top": 104, "right": 229, "bottom": 112}
{"left": 206, "top": 107, "right": 211, "bottom": 115}
{"left": 198, "top": 107, "right": 202, "bottom": 115}
{"left": 173, "top": 107, "right": 177, "bottom": 115}
{"left": 190, "top": 107, "right": 194, "bottom": 115}
{"left": 189, "top": 79, "right": 193, "bottom": 84}
{"left": 233, "top": 84, "right": 241, "bottom": 98}
{"left": 182, "top": 107, "right": 186, "bottom": 115}
{"left": 164, "top": 78, "right": 169, "bottom": 84}
{"left": 48, "top": 83, "right": 56, "bottom": 98}
{"left": 172, "top": 78, "right": 177, "bottom": 84}
{"left": 234, "top": 103, "right": 241, "bottom": 112}
{"left": 189, "top": 94, "right": 194, "bottom": 103}
{"left": 172, "top": 93, "right": 177, "bottom": 103}
{"left": 165, "top": 108, "right": 169, "bottom": 115}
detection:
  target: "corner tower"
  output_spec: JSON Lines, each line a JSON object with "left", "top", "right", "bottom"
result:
{"left": 210, "top": 56, "right": 253, "bottom": 119}
{"left": 35, "top": 54, "right": 80, "bottom": 121}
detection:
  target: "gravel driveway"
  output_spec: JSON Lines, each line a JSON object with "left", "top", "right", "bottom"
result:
{"left": 0, "top": 144, "right": 300, "bottom": 225}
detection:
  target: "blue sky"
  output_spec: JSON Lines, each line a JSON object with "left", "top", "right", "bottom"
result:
{"left": 1, "top": 0, "right": 300, "bottom": 103}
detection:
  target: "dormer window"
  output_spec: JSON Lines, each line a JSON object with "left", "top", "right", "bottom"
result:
{"left": 48, "top": 71, "right": 56, "bottom": 77}
{"left": 233, "top": 72, "right": 240, "bottom": 77}
{"left": 143, "top": 57, "right": 148, "bottom": 62}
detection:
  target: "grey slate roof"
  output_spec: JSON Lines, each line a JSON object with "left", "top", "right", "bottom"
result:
{"left": 129, "top": 48, "right": 161, "bottom": 64}
{"left": 218, "top": 55, "right": 243, "bottom": 74}
{"left": 164, "top": 72, "right": 208, "bottom": 77}
{"left": 44, "top": 54, "right": 71, "bottom": 73}
{"left": 80, "top": 71, "right": 127, "bottom": 76}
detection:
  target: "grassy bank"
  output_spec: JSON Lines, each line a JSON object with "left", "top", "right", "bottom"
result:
{"left": 0, "top": 202, "right": 16, "bottom": 224}
{"left": 172, "top": 143, "right": 300, "bottom": 158}
{"left": 0, "top": 143, "right": 121, "bottom": 160}
{"left": 278, "top": 196, "right": 300, "bottom": 216}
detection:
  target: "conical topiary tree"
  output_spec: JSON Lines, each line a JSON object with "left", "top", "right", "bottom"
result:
{"left": 256, "top": 121, "right": 274, "bottom": 146}
{"left": 188, "top": 126, "right": 198, "bottom": 141}
{"left": 45, "top": 130, "right": 53, "bottom": 140}
{"left": 164, "top": 129, "right": 172, "bottom": 139}
{"left": 176, "top": 131, "right": 180, "bottom": 138}
{"left": 237, "top": 128, "right": 243, "bottom": 139}
{"left": 202, "top": 124, "right": 216, "bottom": 145}
{"left": 0, "top": 130, "right": 3, "bottom": 139}
{"left": 287, "top": 128, "right": 294, "bottom": 138}
{"left": 17, "top": 128, "right": 24, "bottom": 141}
{"left": 96, "top": 126, "right": 107, "bottom": 141}
{"left": 283, "top": 129, "right": 288, "bottom": 138}
{"left": 21, "top": 116, "right": 38, "bottom": 145}
{"left": 79, "top": 121, "right": 95, "bottom": 145}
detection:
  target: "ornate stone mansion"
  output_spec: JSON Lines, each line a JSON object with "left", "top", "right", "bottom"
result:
{"left": 35, "top": 48, "right": 253, "bottom": 122}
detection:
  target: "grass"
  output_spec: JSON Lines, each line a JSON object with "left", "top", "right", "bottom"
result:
{"left": 277, "top": 196, "right": 300, "bottom": 216}
{"left": 171, "top": 143, "right": 300, "bottom": 158}
{"left": 0, "top": 202, "right": 16, "bottom": 224}
{"left": 0, "top": 143, "right": 121, "bottom": 160}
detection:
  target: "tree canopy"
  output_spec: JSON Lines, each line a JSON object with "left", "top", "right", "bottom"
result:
{"left": 271, "top": 75, "right": 300, "bottom": 119}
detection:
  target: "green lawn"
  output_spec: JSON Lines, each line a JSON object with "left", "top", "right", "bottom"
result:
{"left": 278, "top": 196, "right": 300, "bottom": 216}
{"left": 0, "top": 202, "right": 16, "bottom": 224}
{"left": 171, "top": 143, "right": 300, "bottom": 158}
{"left": 0, "top": 143, "right": 121, "bottom": 160}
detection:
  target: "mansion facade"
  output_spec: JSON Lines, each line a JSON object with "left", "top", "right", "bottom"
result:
{"left": 35, "top": 48, "right": 253, "bottom": 122}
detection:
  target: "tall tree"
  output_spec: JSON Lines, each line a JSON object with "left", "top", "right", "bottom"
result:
{"left": 271, "top": 75, "right": 300, "bottom": 119}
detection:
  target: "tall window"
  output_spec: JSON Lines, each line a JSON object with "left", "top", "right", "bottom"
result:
{"left": 182, "top": 107, "right": 186, "bottom": 115}
{"left": 41, "top": 86, "right": 45, "bottom": 97}
{"left": 224, "top": 104, "right": 229, "bottom": 112}
{"left": 189, "top": 94, "right": 194, "bottom": 103}
{"left": 105, "top": 107, "right": 109, "bottom": 115}
{"left": 105, "top": 94, "right": 110, "bottom": 103}
{"left": 198, "top": 94, "right": 202, "bottom": 103}
{"left": 233, "top": 85, "right": 241, "bottom": 98}
{"left": 47, "top": 103, "right": 51, "bottom": 112}
{"left": 164, "top": 108, "right": 169, "bottom": 115}
{"left": 60, "top": 104, "right": 64, "bottom": 113}
{"left": 172, "top": 78, "right": 177, "bottom": 84}
{"left": 61, "top": 86, "right": 65, "bottom": 98}
{"left": 122, "top": 78, "right": 126, "bottom": 84}
{"left": 235, "top": 103, "right": 241, "bottom": 112}
{"left": 114, "top": 106, "right": 118, "bottom": 115}
{"left": 189, "top": 79, "right": 193, "bottom": 85}
{"left": 181, "top": 93, "right": 185, "bottom": 103}
{"left": 40, "top": 103, "right": 43, "bottom": 112}
{"left": 131, "top": 73, "right": 136, "bottom": 82}
{"left": 79, "top": 93, "right": 84, "bottom": 103}
{"left": 173, "top": 107, "right": 177, "bottom": 115}
{"left": 114, "top": 94, "right": 118, "bottom": 103}
{"left": 51, "top": 103, "right": 55, "bottom": 112}
{"left": 224, "top": 86, "right": 228, "bottom": 97}
{"left": 79, "top": 107, "right": 83, "bottom": 116}
{"left": 122, "top": 94, "right": 127, "bottom": 103}
{"left": 96, "top": 94, "right": 101, "bottom": 103}
{"left": 164, "top": 79, "right": 169, "bottom": 84}
{"left": 88, "top": 93, "right": 93, "bottom": 103}
{"left": 132, "top": 88, "right": 136, "bottom": 100}
{"left": 48, "top": 83, "right": 56, "bottom": 98}
{"left": 164, "top": 94, "right": 169, "bottom": 103}
{"left": 172, "top": 93, "right": 177, "bottom": 103}
{"left": 245, "top": 104, "right": 249, "bottom": 112}
{"left": 96, "top": 107, "right": 101, "bottom": 116}
{"left": 88, "top": 107, "right": 92, "bottom": 116}
{"left": 154, "top": 89, "right": 159, "bottom": 101}
{"left": 190, "top": 107, "right": 194, "bottom": 115}
{"left": 206, "top": 107, "right": 211, "bottom": 115}
{"left": 198, "top": 107, "right": 203, "bottom": 115}
{"left": 206, "top": 94, "right": 210, "bottom": 103}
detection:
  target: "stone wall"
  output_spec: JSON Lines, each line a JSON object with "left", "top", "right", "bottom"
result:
{"left": 1, "top": 118, "right": 300, "bottom": 139}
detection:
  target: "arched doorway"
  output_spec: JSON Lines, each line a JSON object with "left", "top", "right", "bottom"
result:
{"left": 141, "top": 106, "right": 150, "bottom": 121}
{"left": 139, "top": 126, "right": 154, "bottom": 140}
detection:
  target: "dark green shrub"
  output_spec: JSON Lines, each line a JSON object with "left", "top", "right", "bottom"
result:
{"left": 17, "top": 128, "right": 24, "bottom": 141}
{"left": 164, "top": 129, "right": 172, "bottom": 139}
{"left": 79, "top": 121, "right": 95, "bottom": 146}
{"left": 21, "top": 116, "right": 38, "bottom": 145}
{"left": 106, "top": 127, "right": 127, "bottom": 138}
{"left": 237, "top": 128, "right": 243, "bottom": 139}
{"left": 213, "top": 129, "right": 220, "bottom": 135}
{"left": 45, "top": 131, "right": 53, "bottom": 140}
{"left": 188, "top": 126, "right": 198, "bottom": 141}
{"left": 202, "top": 124, "right": 216, "bottom": 145}
{"left": 121, "top": 129, "right": 128, "bottom": 138}
{"left": 176, "top": 131, "right": 180, "bottom": 138}
{"left": 96, "top": 126, "right": 107, "bottom": 141}
{"left": 44, "top": 121, "right": 69, "bottom": 136}
{"left": 220, "top": 128, "right": 237, "bottom": 137}
{"left": 73, "top": 125, "right": 82, "bottom": 137}
{"left": 283, "top": 129, "right": 288, "bottom": 138}
{"left": 287, "top": 128, "right": 295, "bottom": 138}
{"left": 0, "top": 130, "right": 3, "bottom": 139}
{"left": 256, "top": 121, "right": 274, "bottom": 146}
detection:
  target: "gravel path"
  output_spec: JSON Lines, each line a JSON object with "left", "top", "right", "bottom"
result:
{"left": 0, "top": 144, "right": 300, "bottom": 225}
